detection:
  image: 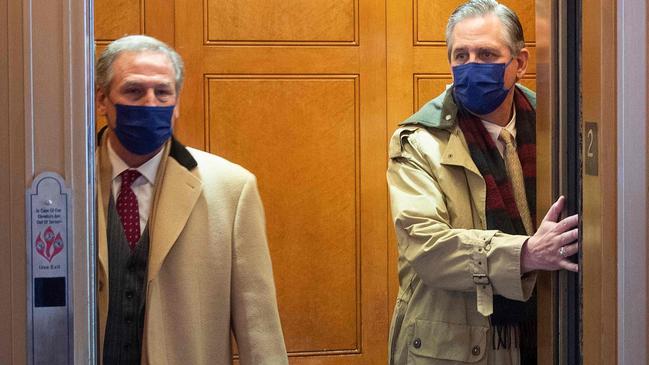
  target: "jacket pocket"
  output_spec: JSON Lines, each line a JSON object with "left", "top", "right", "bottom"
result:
{"left": 407, "top": 319, "right": 487, "bottom": 364}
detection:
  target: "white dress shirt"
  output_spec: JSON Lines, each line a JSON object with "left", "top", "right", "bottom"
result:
{"left": 107, "top": 138, "right": 164, "bottom": 231}
{"left": 481, "top": 109, "right": 517, "bottom": 158}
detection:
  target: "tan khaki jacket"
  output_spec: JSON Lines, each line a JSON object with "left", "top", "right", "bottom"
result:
{"left": 387, "top": 85, "right": 537, "bottom": 365}
{"left": 96, "top": 130, "right": 288, "bottom": 365}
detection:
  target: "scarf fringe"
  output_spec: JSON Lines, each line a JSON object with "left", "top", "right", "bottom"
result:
{"left": 491, "top": 320, "right": 537, "bottom": 351}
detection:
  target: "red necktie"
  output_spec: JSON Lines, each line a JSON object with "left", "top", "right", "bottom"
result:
{"left": 117, "top": 169, "right": 141, "bottom": 249}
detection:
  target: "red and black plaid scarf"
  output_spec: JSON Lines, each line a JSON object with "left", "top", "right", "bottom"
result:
{"left": 457, "top": 87, "right": 537, "bottom": 362}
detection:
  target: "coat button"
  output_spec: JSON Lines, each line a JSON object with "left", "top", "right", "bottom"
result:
{"left": 413, "top": 338, "right": 422, "bottom": 348}
{"left": 445, "top": 114, "right": 452, "bottom": 121}
{"left": 472, "top": 345, "right": 481, "bottom": 356}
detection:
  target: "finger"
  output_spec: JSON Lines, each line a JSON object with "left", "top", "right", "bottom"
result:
{"left": 558, "top": 260, "right": 578, "bottom": 272}
{"left": 558, "top": 228, "right": 579, "bottom": 246}
{"left": 543, "top": 196, "right": 565, "bottom": 223}
{"left": 557, "top": 214, "right": 579, "bottom": 232}
{"left": 562, "top": 242, "right": 579, "bottom": 257}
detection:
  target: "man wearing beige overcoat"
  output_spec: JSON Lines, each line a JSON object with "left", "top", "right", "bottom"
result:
{"left": 387, "top": 1, "right": 579, "bottom": 364}
{"left": 95, "top": 35, "right": 288, "bottom": 365}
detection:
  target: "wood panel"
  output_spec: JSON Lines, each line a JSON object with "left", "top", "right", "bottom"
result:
{"left": 207, "top": 76, "right": 360, "bottom": 353}
{"left": 160, "top": 0, "right": 388, "bottom": 363}
{"left": 94, "top": 0, "right": 143, "bottom": 41}
{"left": 414, "top": 75, "right": 451, "bottom": 110}
{"left": 581, "top": 0, "right": 617, "bottom": 363}
{"left": 205, "top": 0, "right": 357, "bottom": 45}
{"left": 415, "top": 0, "right": 536, "bottom": 45}
{"left": 95, "top": 0, "right": 175, "bottom": 44}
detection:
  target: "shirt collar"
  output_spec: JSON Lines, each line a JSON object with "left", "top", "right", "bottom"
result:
{"left": 107, "top": 137, "right": 164, "bottom": 185}
{"left": 481, "top": 108, "right": 517, "bottom": 143}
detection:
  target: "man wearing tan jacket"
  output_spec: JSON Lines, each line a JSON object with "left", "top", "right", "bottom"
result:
{"left": 387, "top": 1, "right": 578, "bottom": 364}
{"left": 95, "top": 35, "right": 288, "bottom": 365}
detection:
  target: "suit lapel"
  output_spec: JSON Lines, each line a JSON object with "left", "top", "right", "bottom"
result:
{"left": 97, "top": 130, "right": 112, "bottom": 289}
{"left": 147, "top": 153, "right": 202, "bottom": 282}
{"left": 95, "top": 128, "right": 115, "bottom": 349}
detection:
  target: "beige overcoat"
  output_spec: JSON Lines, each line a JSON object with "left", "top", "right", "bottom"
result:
{"left": 387, "top": 85, "right": 537, "bottom": 365}
{"left": 96, "top": 129, "right": 288, "bottom": 365}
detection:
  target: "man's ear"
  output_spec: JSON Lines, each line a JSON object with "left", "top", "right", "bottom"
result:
{"left": 96, "top": 88, "right": 109, "bottom": 116}
{"left": 515, "top": 48, "right": 530, "bottom": 80}
{"left": 173, "top": 96, "right": 181, "bottom": 120}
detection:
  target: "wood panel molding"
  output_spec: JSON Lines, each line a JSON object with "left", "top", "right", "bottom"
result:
{"left": 413, "top": 73, "right": 450, "bottom": 110}
{"left": 205, "top": 74, "right": 362, "bottom": 356}
{"left": 204, "top": 0, "right": 359, "bottom": 46}
{"left": 94, "top": 0, "right": 175, "bottom": 46}
{"left": 413, "top": 0, "right": 536, "bottom": 46}
{"left": 94, "top": 0, "right": 144, "bottom": 41}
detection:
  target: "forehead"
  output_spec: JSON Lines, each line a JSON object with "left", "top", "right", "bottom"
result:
{"left": 110, "top": 51, "right": 176, "bottom": 86}
{"left": 450, "top": 14, "right": 508, "bottom": 51}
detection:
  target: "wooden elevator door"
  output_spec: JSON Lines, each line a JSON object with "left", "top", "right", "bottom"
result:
{"left": 96, "top": 0, "right": 389, "bottom": 363}
{"left": 94, "top": 0, "right": 535, "bottom": 364}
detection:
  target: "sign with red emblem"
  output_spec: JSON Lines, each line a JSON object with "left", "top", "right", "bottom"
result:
{"left": 26, "top": 172, "right": 72, "bottom": 365}
{"left": 35, "top": 226, "right": 65, "bottom": 263}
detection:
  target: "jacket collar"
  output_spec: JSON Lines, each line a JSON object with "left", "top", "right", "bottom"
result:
{"left": 400, "top": 83, "right": 537, "bottom": 130}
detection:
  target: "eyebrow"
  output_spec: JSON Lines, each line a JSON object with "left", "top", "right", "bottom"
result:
{"left": 120, "top": 80, "right": 174, "bottom": 89}
{"left": 452, "top": 46, "right": 502, "bottom": 55}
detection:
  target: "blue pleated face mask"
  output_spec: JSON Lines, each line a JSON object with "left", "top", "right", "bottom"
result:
{"left": 452, "top": 58, "right": 514, "bottom": 115}
{"left": 113, "top": 104, "right": 175, "bottom": 155}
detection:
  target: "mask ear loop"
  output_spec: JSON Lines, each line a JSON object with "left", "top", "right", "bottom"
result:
{"left": 501, "top": 57, "right": 517, "bottom": 92}
{"left": 502, "top": 57, "right": 518, "bottom": 119}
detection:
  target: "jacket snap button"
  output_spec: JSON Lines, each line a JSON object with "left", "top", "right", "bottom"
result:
{"left": 472, "top": 345, "right": 481, "bottom": 356}
{"left": 413, "top": 338, "right": 422, "bottom": 348}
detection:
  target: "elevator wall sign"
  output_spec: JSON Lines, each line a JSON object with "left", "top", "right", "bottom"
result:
{"left": 26, "top": 172, "right": 72, "bottom": 365}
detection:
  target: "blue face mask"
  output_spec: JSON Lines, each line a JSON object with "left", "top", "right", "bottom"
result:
{"left": 452, "top": 59, "right": 514, "bottom": 115}
{"left": 113, "top": 104, "right": 175, "bottom": 155}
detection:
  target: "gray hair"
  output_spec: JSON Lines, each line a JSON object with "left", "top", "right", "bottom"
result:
{"left": 445, "top": 0, "right": 525, "bottom": 61}
{"left": 95, "top": 35, "right": 184, "bottom": 93}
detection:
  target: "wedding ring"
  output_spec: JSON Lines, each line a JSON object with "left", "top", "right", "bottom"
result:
{"left": 559, "top": 246, "right": 567, "bottom": 258}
